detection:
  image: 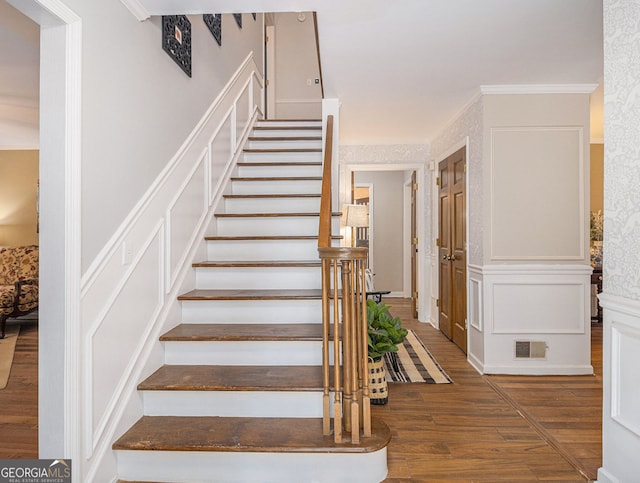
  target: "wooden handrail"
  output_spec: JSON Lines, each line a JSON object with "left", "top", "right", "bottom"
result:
{"left": 318, "top": 115, "right": 371, "bottom": 444}
{"left": 312, "top": 12, "right": 325, "bottom": 99}
{"left": 318, "top": 115, "right": 333, "bottom": 248}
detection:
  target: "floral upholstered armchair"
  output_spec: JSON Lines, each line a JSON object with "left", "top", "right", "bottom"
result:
{"left": 0, "top": 245, "right": 39, "bottom": 339}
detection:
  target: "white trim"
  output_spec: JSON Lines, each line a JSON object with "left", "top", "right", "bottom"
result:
{"left": 119, "top": 0, "right": 151, "bottom": 21}
{"left": 482, "top": 363, "right": 594, "bottom": 375}
{"left": 480, "top": 84, "right": 599, "bottom": 95}
{"left": 8, "top": 0, "right": 83, "bottom": 470}
{"left": 599, "top": 293, "right": 640, "bottom": 317}
{"left": 481, "top": 264, "right": 592, "bottom": 276}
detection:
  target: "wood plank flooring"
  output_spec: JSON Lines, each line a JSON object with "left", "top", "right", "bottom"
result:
{"left": 0, "top": 317, "right": 38, "bottom": 459}
{"left": 377, "top": 298, "right": 601, "bottom": 482}
{"left": 0, "top": 302, "right": 602, "bottom": 482}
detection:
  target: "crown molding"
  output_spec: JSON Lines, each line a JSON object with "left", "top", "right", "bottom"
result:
{"left": 480, "top": 84, "right": 599, "bottom": 95}
{"left": 119, "top": 0, "right": 151, "bottom": 21}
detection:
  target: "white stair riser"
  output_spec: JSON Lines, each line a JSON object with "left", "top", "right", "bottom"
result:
{"left": 216, "top": 216, "right": 320, "bottom": 236}
{"left": 254, "top": 120, "right": 322, "bottom": 129}
{"left": 237, "top": 164, "right": 322, "bottom": 178}
{"left": 142, "top": 391, "right": 325, "bottom": 418}
{"left": 250, "top": 128, "right": 322, "bottom": 138}
{"left": 231, "top": 179, "right": 321, "bottom": 195}
{"left": 116, "top": 449, "right": 388, "bottom": 483}
{"left": 164, "top": 340, "right": 329, "bottom": 366}
{"left": 207, "top": 239, "right": 320, "bottom": 261}
{"left": 181, "top": 299, "right": 327, "bottom": 323}
{"left": 242, "top": 151, "right": 322, "bottom": 163}
{"left": 247, "top": 139, "right": 322, "bottom": 150}
{"left": 224, "top": 196, "right": 320, "bottom": 214}
{"left": 195, "top": 266, "right": 321, "bottom": 290}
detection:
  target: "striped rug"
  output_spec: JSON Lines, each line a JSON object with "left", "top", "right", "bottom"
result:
{"left": 383, "top": 329, "right": 452, "bottom": 383}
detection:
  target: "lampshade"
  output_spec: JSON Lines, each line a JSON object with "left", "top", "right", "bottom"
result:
{"left": 343, "top": 204, "right": 369, "bottom": 227}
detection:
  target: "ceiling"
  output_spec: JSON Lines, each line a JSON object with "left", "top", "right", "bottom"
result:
{"left": 0, "top": 0, "right": 604, "bottom": 148}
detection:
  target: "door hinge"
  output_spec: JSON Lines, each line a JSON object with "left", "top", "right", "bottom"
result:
{"left": 464, "top": 164, "right": 467, "bottom": 173}
{"left": 266, "top": 35, "right": 270, "bottom": 42}
{"left": 265, "top": 79, "right": 270, "bottom": 87}
{"left": 436, "top": 237, "right": 440, "bottom": 247}
{"left": 413, "top": 182, "right": 418, "bottom": 190}
{"left": 413, "top": 291, "right": 418, "bottom": 300}
{"left": 436, "top": 177, "right": 440, "bottom": 186}
{"left": 436, "top": 299, "right": 439, "bottom": 308}
{"left": 412, "top": 237, "right": 418, "bottom": 245}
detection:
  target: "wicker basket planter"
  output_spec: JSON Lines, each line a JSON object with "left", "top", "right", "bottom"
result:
{"left": 369, "top": 357, "right": 388, "bottom": 405}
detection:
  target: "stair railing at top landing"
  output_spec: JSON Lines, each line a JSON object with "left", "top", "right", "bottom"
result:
{"left": 318, "top": 115, "right": 371, "bottom": 444}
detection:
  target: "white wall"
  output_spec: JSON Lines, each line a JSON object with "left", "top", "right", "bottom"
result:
{"left": 0, "top": 150, "right": 39, "bottom": 246}
{"left": 599, "top": 1, "right": 640, "bottom": 481}
{"left": 57, "top": 1, "right": 264, "bottom": 272}
{"left": 273, "top": 12, "right": 322, "bottom": 119}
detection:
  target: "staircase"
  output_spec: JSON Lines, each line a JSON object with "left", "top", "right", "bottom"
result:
{"left": 113, "top": 120, "right": 390, "bottom": 483}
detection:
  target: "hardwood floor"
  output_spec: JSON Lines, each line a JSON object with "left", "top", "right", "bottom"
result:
{"left": 377, "top": 298, "right": 601, "bottom": 482}
{"left": 0, "top": 303, "right": 602, "bottom": 482}
{"left": 0, "top": 317, "right": 38, "bottom": 459}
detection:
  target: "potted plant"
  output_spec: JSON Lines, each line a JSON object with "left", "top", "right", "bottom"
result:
{"left": 366, "top": 299, "right": 408, "bottom": 405}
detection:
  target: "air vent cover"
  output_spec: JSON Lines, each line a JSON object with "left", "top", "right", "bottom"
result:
{"left": 515, "top": 340, "right": 547, "bottom": 359}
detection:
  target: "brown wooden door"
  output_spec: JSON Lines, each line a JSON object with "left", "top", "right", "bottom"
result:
{"left": 410, "top": 171, "right": 418, "bottom": 319}
{"left": 438, "top": 148, "right": 467, "bottom": 353}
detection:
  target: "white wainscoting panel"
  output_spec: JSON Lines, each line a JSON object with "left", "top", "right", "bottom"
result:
{"left": 611, "top": 320, "right": 640, "bottom": 437}
{"left": 209, "top": 111, "right": 233, "bottom": 207}
{"left": 599, "top": 293, "right": 640, "bottom": 483}
{"left": 492, "top": 282, "right": 585, "bottom": 334}
{"left": 478, "top": 264, "right": 592, "bottom": 375}
{"left": 88, "top": 223, "right": 164, "bottom": 453}
{"left": 166, "top": 154, "right": 208, "bottom": 291}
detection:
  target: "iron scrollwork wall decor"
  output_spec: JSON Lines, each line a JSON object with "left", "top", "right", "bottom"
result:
{"left": 233, "top": 13, "right": 242, "bottom": 29}
{"left": 162, "top": 15, "right": 192, "bottom": 77}
{"left": 203, "top": 14, "right": 222, "bottom": 46}
{"left": 252, "top": 13, "right": 257, "bottom": 20}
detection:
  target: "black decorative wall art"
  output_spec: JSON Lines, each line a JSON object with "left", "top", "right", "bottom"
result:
{"left": 233, "top": 13, "right": 242, "bottom": 29}
{"left": 162, "top": 15, "right": 192, "bottom": 77}
{"left": 252, "top": 13, "right": 257, "bottom": 20}
{"left": 203, "top": 14, "right": 222, "bottom": 46}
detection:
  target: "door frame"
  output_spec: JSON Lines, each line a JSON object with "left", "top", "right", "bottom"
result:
{"left": 342, "top": 162, "right": 427, "bottom": 321}
{"left": 433, "top": 138, "right": 470, "bottom": 351}
{"left": 8, "top": 0, "right": 82, "bottom": 463}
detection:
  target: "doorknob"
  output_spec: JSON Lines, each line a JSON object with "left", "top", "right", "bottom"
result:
{"left": 450, "top": 255, "right": 456, "bottom": 261}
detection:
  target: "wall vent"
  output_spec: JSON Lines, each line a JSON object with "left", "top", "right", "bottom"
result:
{"left": 515, "top": 340, "right": 547, "bottom": 359}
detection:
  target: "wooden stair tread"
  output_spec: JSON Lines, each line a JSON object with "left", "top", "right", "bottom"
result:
{"left": 247, "top": 136, "right": 322, "bottom": 141}
{"left": 214, "top": 212, "right": 340, "bottom": 218}
{"left": 139, "top": 365, "right": 324, "bottom": 391}
{"left": 223, "top": 193, "right": 321, "bottom": 199}
{"left": 237, "top": 161, "right": 322, "bottom": 166}
{"left": 161, "top": 323, "right": 325, "bottom": 341}
{"left": 178, "top": 289, "right": 323, "bottom": 301}
{"left": 113, "top": 416, "right": 391, "bottom": 453}
{"left": 193, "top": 260, "right": 321, "bottom": 268}
{"left": 253, "top": 126, "right": 321, "bottom": 131}
{"left": 230, "top": 176, "right": 322, "bottom": 181}
{"left": 243, "top": 148, "right": 322, "bottom": 153}
{"left": 205, "top": 235, "right": 343, "bottom": 241}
